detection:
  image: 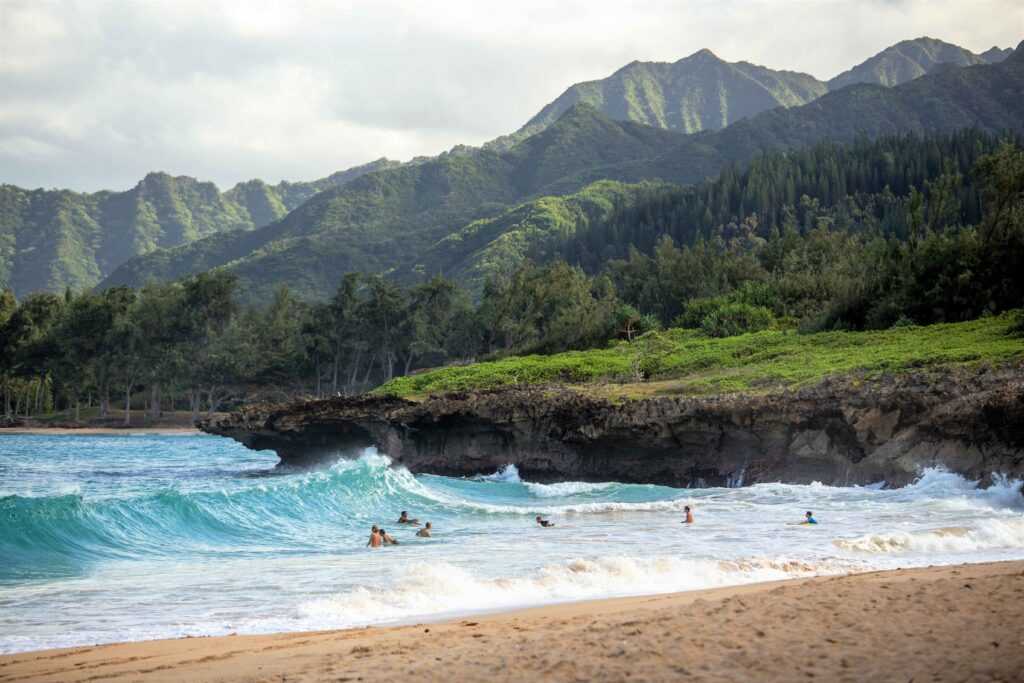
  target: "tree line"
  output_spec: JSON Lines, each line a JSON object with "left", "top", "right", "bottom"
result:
{"left": 1, "top": 132, "right": 1021, "bottom": 422}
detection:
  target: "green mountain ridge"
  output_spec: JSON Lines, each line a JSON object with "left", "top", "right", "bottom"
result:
{"left": 407, "top": 179, "right": 673, "bottom": 293}
{"left": 0, "top": 158, "right": 397, "bottom": 297}
{"left": 99, "top": 44, "right": 1024, "bottom": 302}
{"left": 7, "top": 37, "right": 1020, "bottom": 302}
{"left": 100, "top": 107, "right": 690, "bottom": 301}
{"left": 513, "top": 49, "right": 827, "bottom": 138}
{"left": 827, "top": 37, "right": 1005, "bottom": 90}
{"left": 447, "top": 43, "right": 1024, "bottom": 288}
{"left": 489, "top": 37, "right": 1014, "bottom": 151}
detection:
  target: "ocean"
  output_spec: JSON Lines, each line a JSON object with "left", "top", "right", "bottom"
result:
{"left": 1, "top": 433, "right": 1023, "bottom": 654}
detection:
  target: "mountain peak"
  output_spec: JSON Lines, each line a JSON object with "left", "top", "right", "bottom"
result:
{"left": 980, "top": 46, "right": 1013, "bottom": 64}
{"left": 509, "top": 46, "right": 824, "bottom": 144}
{"left": 827, "top": 36, "right": 988, "bottom": 90}
{"left": 683, "top": 47, "right": 721, "bottom": 62}
{"left": 141, "top": 171, "right": 172, "bottom": 182}
{"left": 1007, "top": 40, "right": 1024, "bottom": 62}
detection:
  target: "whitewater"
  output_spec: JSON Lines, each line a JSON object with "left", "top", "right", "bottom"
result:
{"left": 1, "top": 434, "right": 1023, "bottom": 654}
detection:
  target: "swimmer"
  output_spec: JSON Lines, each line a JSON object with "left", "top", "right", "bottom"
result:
{"left": 367, "top": 525, "right": 382, "bottom": 548}
{"left": 397, "top": 511, "right": 420, "bottom": 525}
{"left": 803, "top": 511, "right": 818, "bottom": 525}
{"left": 416, "top": 522, "right": 433, "bottom": 538}
{"left": 683, "top": 505, "right": 694, "bottom": 524}
{"left": 536, "top": 515, "right": 555, "bottom": 528}
{"left": 380, "top": 528, "right": 399, "bottom": 545}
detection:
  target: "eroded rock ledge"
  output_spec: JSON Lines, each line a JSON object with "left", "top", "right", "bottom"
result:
{"left": 200, "top": 365, "right": 1024, "bottom": 487}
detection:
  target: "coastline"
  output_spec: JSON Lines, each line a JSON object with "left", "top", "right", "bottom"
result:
{"left": 0, "top": 427, "right": 202, "bottom": 435}
{"left": 2, "top": 560, "right": 1021, "bottom": 682}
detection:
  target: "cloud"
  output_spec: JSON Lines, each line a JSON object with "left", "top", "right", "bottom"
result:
{"left": 0, "top": 0, "right": 1020, "bottom": 191}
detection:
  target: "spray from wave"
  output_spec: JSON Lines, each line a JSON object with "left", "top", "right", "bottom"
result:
{"left": 474, "top": 464, "right": 522, "bottom": 483}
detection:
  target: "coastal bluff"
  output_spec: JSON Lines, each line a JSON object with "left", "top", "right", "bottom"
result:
{"left": 199, "top": 365, "right": 1024, "bottom": 487}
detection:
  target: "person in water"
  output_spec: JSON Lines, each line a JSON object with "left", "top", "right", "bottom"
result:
{"left": 416, "top": 522, "right": 432, "bottom": 538}
{"left": 803, "top": 511, "right": 818, "bottom": 525}
{"left": 379, "top": 528, "right": 399, "bottom": 545}
{"left": 683, "top": 506, "right": 694, "bottom": 524}
{"left": 536, "top": 515, "right": 555, "bottom": 528}
{"left": 397, "top": 511, "right": 420, "bottom": 525}
{"left": 367, "top": 525, "right": 382, "bottom": 548}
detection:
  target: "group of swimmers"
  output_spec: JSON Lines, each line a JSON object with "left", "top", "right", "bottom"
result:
{"left": 680, "top": 506, "right": 816, "bottom": 525}
{"left": 368, "top": 507, "right": 818, "bottom": 546}
{"left": 367, "top": 511, "right": 433, "bottom": 547}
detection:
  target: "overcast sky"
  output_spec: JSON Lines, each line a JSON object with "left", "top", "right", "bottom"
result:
{"left": 1, "top": 0, "right": 1021, "bottom": 192}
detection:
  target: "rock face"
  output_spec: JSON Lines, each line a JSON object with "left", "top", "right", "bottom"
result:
{"left": 200, "top": 365, "right": 1024, "bottom": 487}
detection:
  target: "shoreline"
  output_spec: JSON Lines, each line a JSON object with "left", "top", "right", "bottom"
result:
{"left": 2, "top": 560, "right": 1022, "bottom": 682}
{"left": 0, "top": 427, "right": 202, "bottom": 435}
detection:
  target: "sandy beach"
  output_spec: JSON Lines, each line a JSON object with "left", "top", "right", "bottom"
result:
{"left": 1, "top": 560, "right": 1021, "bottom": 683}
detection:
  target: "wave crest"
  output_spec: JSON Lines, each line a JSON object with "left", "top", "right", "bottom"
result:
{"left": 834, "top": 518, "right": 1024, "bottom": 554}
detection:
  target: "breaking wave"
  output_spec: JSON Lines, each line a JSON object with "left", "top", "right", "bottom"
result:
{"left": 298, "top": 554, "right": 858, "bottom": 629}
{"left": 834, "top": 518, "right": 1024, "bottom": 554}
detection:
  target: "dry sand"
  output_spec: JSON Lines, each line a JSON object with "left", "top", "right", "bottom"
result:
{"left": 2, "top": 561, "right": 1022, "bottom": 683}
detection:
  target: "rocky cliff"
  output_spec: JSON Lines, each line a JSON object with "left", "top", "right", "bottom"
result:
{"left": 200, "top": 365, "right": 1024, "bottom": 488}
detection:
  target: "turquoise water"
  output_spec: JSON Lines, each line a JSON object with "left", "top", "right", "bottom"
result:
{"left": 2, "top": 434, "right": 1023, "bottom": 653}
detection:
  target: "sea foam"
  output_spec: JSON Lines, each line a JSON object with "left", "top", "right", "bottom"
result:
{"left": 297, "top": 554, "right": 857, "bottom": 629}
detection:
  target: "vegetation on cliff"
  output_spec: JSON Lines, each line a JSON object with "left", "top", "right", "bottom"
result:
{"left": 376, "top": 312, "right": 1024, "bottom": 399}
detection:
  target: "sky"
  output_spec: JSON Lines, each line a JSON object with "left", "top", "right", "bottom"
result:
{"left": 1, "top": 0, "right": 1021, "bottom": 192}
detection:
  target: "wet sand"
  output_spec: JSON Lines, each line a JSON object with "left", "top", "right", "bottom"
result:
{"left": 1, "top": 560, "right": 1022, "bottom": 682}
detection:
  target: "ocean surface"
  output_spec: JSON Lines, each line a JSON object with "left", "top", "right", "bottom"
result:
{"left": 2, "top": 433, "right": 1023, "bottom": 654}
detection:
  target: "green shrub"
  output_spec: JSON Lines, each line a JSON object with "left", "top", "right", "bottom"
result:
{"left": 700, "top": 303, "right": 775, "bottom": 338}
{"left": 674, "top": 297, "right": 728, "bottom": 329}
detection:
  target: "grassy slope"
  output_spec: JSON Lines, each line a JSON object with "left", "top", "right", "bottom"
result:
{"left": 377, "top": 312, "right": 1024, "bottom": 400}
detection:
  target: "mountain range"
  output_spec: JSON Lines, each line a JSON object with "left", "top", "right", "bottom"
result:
{"left": 0, "top": 158, "right": 396, "bottom": 296}
{"left": 487, "top": 37, "right": 1013, "bottom": 150}
{"left": 98, "top": 41, "right": 1024, "bottom": 301}
{"left": 0, "top": 36, "right": 1019, "bottom": 299}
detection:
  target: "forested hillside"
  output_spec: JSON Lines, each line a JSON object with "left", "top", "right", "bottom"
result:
{"left": 97, "top": 46, "right": 1024, "bottom": 302}
{"left": 0, "top": 158, "right": 396, "bottom": 297}
{"left": 99, "top": 107, "right": 690, "bottom": 300}
{"left": 4, "top": 130, "right": 1022, "bottom": 420}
